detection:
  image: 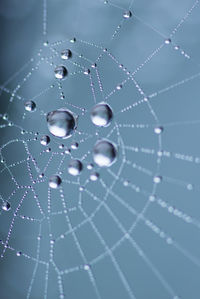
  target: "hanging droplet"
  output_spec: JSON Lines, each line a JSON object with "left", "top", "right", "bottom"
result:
{"left": 84, "top": 69, "right": 90, "bottom": 75}
{"left": 40, "top": 135, "right": 50, "bottom": 146}
{"left": 91, "top": 103, "right": 113, "bottom": 127}
{"left": 71, "top": 142, "right": 79, "bottom": 150}
{"left": 24, "top": 101, "right": 36, "bottom": 112}
{"left": 154, "top": 126, "right": 163, "bottom": 134}
{"left": 61, "top": 49, "right": 72, "bottom": 60}
{"left": 70, "top": 37, "right": 76, "bottom": 43}
{"left": 93, "top": 139, "right": 117, "bottom": 167}
{"left": 153, "top": 175, "right": 162, "bottom": 184}
{"left": 54, "top": 66, "right": 68, "bottom": 79}
{"left": 48, "top": 175, "right": 62, "bottom": 189}
{"left": 68, "top": 159, "right": 83, "bottom": 176}
{"left": 47, "top": 108, "right": 76, "bottom": 139}
{"left": 87, "top": 163, "right": 94, "bottom": 170}
{"left": 2, "top": 201, "right": 11, "bottom": 211}
{"left": 90, "top": 172, "right": 99, "bottom": 181}
{"left": 165, "top": 38, "right": 171, "bottom": 44}
{"left": 16, "top": 251, "right": 22, "bottom": 257}
{"left": 123, "top": 11, "right": 132, "bottom": 19}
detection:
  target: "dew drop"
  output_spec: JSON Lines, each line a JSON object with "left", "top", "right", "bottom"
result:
{"left": 153, "top": 175, "right": 162, "bottom": 184}
{"left": 90, "top": 172, "right": 99, "bottom": 181}
{"left": 2, "top": 202, "right": 11, "bottom": 211}
{"left": 93, "top": 139, "right": 117, "bottom": 167}
{"left": 165, "top": 38, "right": 171, "bottom": 44}
{"left": 91, "top": 103, "right": 113, "bottom": 127}
{"left": 68, "top": 159, "right": 83, "bottom": 176}
{"left": 47, "top": 108, "right": 76, "bottom": 139}
{"left": 154, "top": 126, "right": 163, "bottom": 134}
{"left": 49, "top": 175, "right": 62, "bottom": 189}
{"left": 61, "top": 49, "right": 72, "bottom": 60}
{"left": 71, "top": 142, "right": 79, "bottom": 150}
{"left": 40, "top": 135, "right": 50, "bottom": 146}
{"left": 87, "top": 163, "right": 94, "bottom": 170}
{"left": 54, "top": 66, "right": 68, "bottom": 79}
{"left": 24, "top": 100, "right": 36, "bottom": 112}
{"left": 16, "top": 251, "right": 22, "bottom": 257}
{"left": 123, "top": 11, "right": 132, "bottom": 19}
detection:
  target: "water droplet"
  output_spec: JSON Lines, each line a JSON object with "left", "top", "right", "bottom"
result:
{"left": 68, "top": 159, "right": 83, "bottom": 176}
{"left": 93, "top": 139, "right": 117, "bottom": 167}
{"left": 123, "top": 180, "right": 130, "bottom": 187}
{"left": 154, "top": 126, "right": 163, "bottom": 134}
{"left": 71, "top": 142, "right": 79, "bottom": 150}
{"left": 2, "top": 113, "right": 8, "bottom": 120}
{"left": 79, "top": 186, "right": 85, "bottom": 191}
{"left": 149, "top": 195, "right": 156, "bottom": 202}
{"left": 91, "top": 103, "right": 113, "bottom": 127}
{"left": 90, "top": 172, "right": 99, "bottom": 181}
{"left": 116, "top": 84, "right": 122, "bottom": 90}
{"left": 83, "top": 69, "right": 90, "bottom": 75}
{"left": 40, "top": 135, "right": 50, "bottom": 146}
{"left": 61, "top": 49, "right": 72, "bottom": 60}
{"left": 84, "top": 264, "right": 90, "bottom": 271}
{"left": 165, "top": 38, "right": 171, "bottom": 44}
{"left": 54, "top": 66, "right": 68, "bottom": 79}
{"left": 2, "top": 202, "right": 10, "bottom": 211}
{"left": 49, "top": 175, "right": 62, "bottom": 189}
{"left": 87, "top": 163, "right": 94, "bottom": 170}
{"left": 70, "top": 37, "right": 76, "bottom": 43}
{"left": 123, "top": 11, "right": 132, "bottom": 19}
{"left": 16, "top": 251, "right": 22, "bottom": 256}
{"left": 153, "top": 175, "right": 162, "bottom": 184}
{"left": 47, "top": 108, "right": 76, "bottom": 139}
{"left": 24, "top": 101, "right": 36, "bottom": 112}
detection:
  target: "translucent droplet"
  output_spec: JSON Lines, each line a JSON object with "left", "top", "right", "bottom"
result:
{"left": 165, "top": 38, "right": 171, "bottom": 44}
{"left": 68, "top": 159, "right": 83, "bottom": 176}
{"left": 116, "top": 84, "right": 122, "bottom": 90}
{"left": 24, "top": 101, "right": 36, "bottom": 112}
{"left": 90, "top": 172, "right": 99, "bottom": 181}
{"left": 93, "top": 139, "right": 117, "bottom": 167}
{"left": 153, "top": 175, "right": 162, "bottom": 184}
{"left": 16, "top": 251, "right": 22, "bottom": 256}
{"left": 2, "top": 202, "right": 11, "bottom": 211}
{"left": 123, "top": 11, "right": 132, "bottom": 19}
{"left": 123, "top": 180, "right": 130, "bottom": 187}
{"left": 71, "top": 142, "right": 79, "bottom": 150}
{"left": 84, "top": 264, "right": 90, "bottom": 271}
{"left": 154, "top": 126, "right": 163, "bottom": 134}
{"left": 87, "top": 163, "right": 94, "bottom": 170}
{"left": 91, "top": 103, "right": 113, "bottom": 127}
{"left": 54, "top": 66, "right": 68, "bottom": 79}
{"left": 61, "top": 49, "right": 72, "bottom": 60}
{"left": 70, "top": 37, "right": 76, "bottom": 43}
{"left": 49, "top": 175, "right": 62, "bottom": 189}
{"left": 83, "top": 69, "right": 90, "bottom": 75}
{"left": 40, "top": 135, "right": 50, "bottom": 146}
{"left": 47, "top": 108, "right": 76, "bottom": 139}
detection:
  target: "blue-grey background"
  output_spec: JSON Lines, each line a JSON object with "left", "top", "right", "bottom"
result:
{"left": 0, "top": 0, "right": 200, "bottom": 298}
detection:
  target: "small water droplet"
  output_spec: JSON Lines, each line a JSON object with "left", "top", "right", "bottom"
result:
{"left": 153, "top": 175, "right": 162, "bottom": 184}
{"left": 83, "top": 69, "right": 90, "bottom": 75}
{"left": 24, "top": 101, "right": 36, "bottom": 112}
{"left": 91, "top": 103, "right": 113, "bottom": 127}
{"left": 93, "top": 139, "right": 117, "bottom": 167}
{"left": 61, "top": 49, "right": 72, "bottom": 60}
{"left": 2, "top": 202, "right": 11, "bottom": 211}
{"left": 90, "top": 172, "right": 99, "bottom": 181}
{"left": 165, "top": 38, "right": 171, "bottom": 44}
{"left": 68, "top": 159, "right": 83, "bottom": 176}
{"left": 47, "top": 108, "right": 76, "bottom": 139}
{"left": 16, "top": 251, "right": 22, "bottom": 256}
{"left": 54, "top": 66, "right": 68, "bottom": 79}
{"left": 71, "top": 142, "right": 79, "bottom": 150}
{"left": 49, "top": 175, "right": 62, "bottom": 189}
{"left": 87, "top": 163, "right": 94, "bottom": 170}
{"left": 154, "top": 126, "right": 163, "bottom": 134}
{"left": 123, "top": 11, "right": 132, "bottom": 19}
{"left": 40, "top": 135, "right": 50, "bottom": 146}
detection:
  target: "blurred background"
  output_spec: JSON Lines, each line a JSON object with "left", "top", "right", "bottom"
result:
{"left": 0, "top": 0, "right": 200, "bottom": 298}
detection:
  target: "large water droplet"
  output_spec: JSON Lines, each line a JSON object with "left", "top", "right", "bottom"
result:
{"left": 61, "top": 49, "right": 72, "bottom": 60}
{"left": 47, "top": 108, "right": 76, "bottom": 139}
{"left": 40, "top": 135, "right": 50, "bottom": 146}
{"left": 24, "top": 101, "right": 36, "bottom": 112}
{"left": 93, "top": 139, "right": 117, "bottom": 167}
{"left": 68, "top": 159, "right": 83, "bottom": 176}
{"left": 54, "top": 66, "right": 68, "bottom": 79}
{"left": 49, "top": 175, "right": 62, "bottom": 189}
{"left": 91, "top": 103, "right": 113, "bottom": 127}
{"left": 2, "top": 201, "right": 11, "bottom": 211}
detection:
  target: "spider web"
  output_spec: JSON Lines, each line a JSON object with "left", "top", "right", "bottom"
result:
{"left": 0, "top": 0, "right": 200, "bottom": 298}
